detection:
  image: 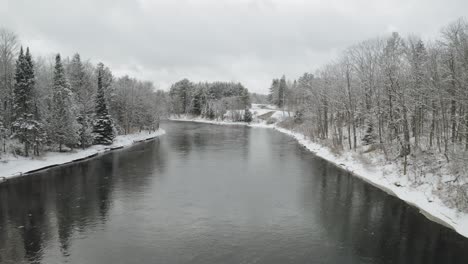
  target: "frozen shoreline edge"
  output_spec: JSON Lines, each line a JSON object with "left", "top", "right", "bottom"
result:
{"left": 169, "top": 118, "right": 468, "bottom": 239}
{"left": 0, "top": 129, "right": 166, "bottom": 183}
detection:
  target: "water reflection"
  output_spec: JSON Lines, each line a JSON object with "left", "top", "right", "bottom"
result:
{"left": 0, "top": 122, "right": 467, "bottom": 264}
{"left": 0, "top": 139, "right": 165, "bottom": 263}
{"left": 300, "top": 154, "right": 468, "bottom": 264}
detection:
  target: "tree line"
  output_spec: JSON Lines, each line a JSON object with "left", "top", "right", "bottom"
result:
{"left": 169, "top": 79, "right": 252, "bottom": 121}
{"left": 268, "top": 75, "right": 287, "bottom": 109}
{"left": 0, "top": 28, "right": 167, "bottom": 157}
{"left": 269, "top": 18, "right": 468, "bottom": 210}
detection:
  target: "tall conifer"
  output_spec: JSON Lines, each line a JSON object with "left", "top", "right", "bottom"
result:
{"left": 93, "top": 63, "right": 114, "bottom": 145}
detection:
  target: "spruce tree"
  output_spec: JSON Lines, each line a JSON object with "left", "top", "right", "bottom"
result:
{"left": 169, "top": 79, "right": 192, "bottom": 114}
{"left": 68, "top": 53, "right": 85, "bottom": 96}
{"left": 193, "top": 87, "right": 206, "bottom": 116}
{"left": 362, "top": 120, "right": 377, "bottom": 145}
{"left": 50, "top": 54, "right": 78, "bottom": 151}
{"left": 77, "top": 114, "right": 93, "bottom": 149}
{"left": 25, "top": 48, "right": 46, "bottom": 155}
{"left": 240, "top": 87, "right": 250, "bottom": 109}
{"left": 12, "top": 47, "right": 44, "bottom": 156}
{"left": 243, "top": 108, "right": 253, "bottom": 123}
{"left": 93, "top": 63, "right": 115, "bottom": 145}
{"left": 278, "top": 75, "right": 286, "bottom": 108}
{"left": 268, "top": 79, "right": 279, "bottom": 105}
{"left": 69, "top": 53, "right": 93, "bottom": 148}
{"left": 12, "top": 47, "right": 29, "bottom": 120}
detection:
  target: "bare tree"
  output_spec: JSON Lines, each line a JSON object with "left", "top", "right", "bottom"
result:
{"left": 0, "top": 28, "right": 19, "bottom": 128}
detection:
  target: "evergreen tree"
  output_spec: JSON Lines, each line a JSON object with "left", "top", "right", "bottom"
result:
{"left": 68, "top": 53, "right": 94, "bottom": 148}
{"left": 191, "top": 86, "right": 203, "bottom": 115}
{"left": 93, "top": 63, "right": 115, "bottom": 145}
{"left": 50, "top": 54, "right": 78, "bottom": 151}
{"left": 25, "top": 49, "right": 46, "bottom": 155}
{"left": 11, "top": 47, "right": 44, "bottom": 156}
{"left": 278, "top": 75, "right": 286, "bottom": 108}
{"left": 362, "top": 120, "right": 377, "bottom": 145}
{"left": 293, "top": 110, "right": 303, "bottom": 124}
{"left": 68, "top": 53, "right": 85, "bottom": 96}
{"left": 240, "top": 87, "right": 250, "bottom": 108}
{"left": 12, "top": 47, "right": 29, "bottom": 121}
{"left": 268, "top": 79, "right": 279, "bottom": 105}
{"left": 243, "top": 108, "right": 253, "bottom": 123}
{"left": 77, "top": 114, "right": 93, "bottom": 148}
{"left": 169, "top": 79, "right": 192, "bottom": 114}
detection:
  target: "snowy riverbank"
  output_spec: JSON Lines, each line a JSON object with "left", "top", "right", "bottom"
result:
{"left": 169, "top": 113, "right": 468, "bottom": 239}
{"left": 0, "top": 129, "right": 166, "bottom": 181}
{"left": 273, "top": 126, "right": 468, "bottom": 239}
{"left": 169, "top": 115, "right": 272, "bottom": 128}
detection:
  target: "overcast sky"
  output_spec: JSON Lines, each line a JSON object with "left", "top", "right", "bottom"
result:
{"left": 1, "top": 0, "right": 467, "bottom": 93}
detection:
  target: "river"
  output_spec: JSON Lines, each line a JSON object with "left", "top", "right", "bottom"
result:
{"left": 1, "top": 121, "right": 468, "bottom": 264}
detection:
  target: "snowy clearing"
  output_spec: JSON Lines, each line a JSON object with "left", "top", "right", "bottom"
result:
{"left": 170, "top": 109, "right": 468, "bottom": 239}
{"left": 0, "top": 129, "right": 166, "bottom": 181}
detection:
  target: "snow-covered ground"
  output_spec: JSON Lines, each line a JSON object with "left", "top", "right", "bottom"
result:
{"left": 170, "top": 106, "right": 468, "bottom": 239}
{"left": 168, "top": 115, "right": 271, "bottom": 128}
{"left": 0, "top": 129, "right": 166, "bottom": 181}
{"left": 170, "top": 104, "right": 289, "bottom": 127}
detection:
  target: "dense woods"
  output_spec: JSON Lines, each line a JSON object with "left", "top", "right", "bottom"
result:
{"left": 0, "top": 29, "right": 167, "bottom": 157}
{"left": 169, "top": 79, "right": 251, "bottom": 121}
{"left": 268, "top": 18, "right": 468, "bottom": 210}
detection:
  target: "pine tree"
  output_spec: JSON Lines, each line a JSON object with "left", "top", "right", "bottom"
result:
{"left": 268, "top": 79, "right": 279, "bottom": 105}
{"left": 93, "top": 63, "right": 115, "bottom": 145}
{"left": 294, "top": 110, "right": 303, "bottom": 124}
{"left": 191, "top": 86, "right": 203, "bottom": 115}
{"left": 243, "top": 108, "right": 253, "bottom": 123}
{"left": 50, "top": 54, "right": 78, "bottom": 151}
{"left": 169, "top": 79, "right": 192, "bottom": 114}
{"left": 25, "top": 49, "right": 46, "bottom": 156}
{"left": 278, "top": 75, "right": 286, "bottom": 108}
{"left": 240, "top": 87, "right": 250, "bottom": 108}
{"left": 68, "top": 53, "right": 93, "bottom": 148}
{"left": 12, "top": 47, "right": 29, "bottom": 121}
{"left": 77, "top": 114, "right": 93, "bottom": 148}
{"left": 68, "top": 53, "right": 85, "bottom": 96}
{"left": 362, "top": 120, "right": 377, "bottom": 145}
{"left": 11, "top": 47, "right": 44, "bottom": 156}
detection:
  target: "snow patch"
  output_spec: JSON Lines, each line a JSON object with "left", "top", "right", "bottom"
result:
{"left": 0, "top": 130, "right": 166, "bottom": 180}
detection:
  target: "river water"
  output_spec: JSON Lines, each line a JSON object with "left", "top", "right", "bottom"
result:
{"left": 1, "top": 121, "right": 468, "bottom": 264}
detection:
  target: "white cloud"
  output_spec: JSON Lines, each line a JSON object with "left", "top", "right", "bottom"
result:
{"left": 0, "top": 0, "right": 467, "bottom": 93}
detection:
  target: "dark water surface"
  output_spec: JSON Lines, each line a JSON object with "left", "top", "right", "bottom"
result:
{"left": 1, "top": 121, "right": 468, "bottom": 264}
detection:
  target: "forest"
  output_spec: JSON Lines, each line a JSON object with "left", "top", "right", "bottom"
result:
{"left": 0, "top": 29, "right": 168, "bottom": 158}
{"left": 267, "top": 18, "right": 468, "bottom": 211}
{"left": 169, "top": 79, "right": 252, "bottom": 122}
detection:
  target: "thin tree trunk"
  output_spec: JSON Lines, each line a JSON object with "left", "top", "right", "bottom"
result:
{"left": 430, "top": 101, "right": 436, "bottom": 148}
{"left": 465, "top": 111, "right": 468, "bottom": 151}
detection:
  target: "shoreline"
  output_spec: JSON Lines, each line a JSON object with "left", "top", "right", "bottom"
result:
{"left": 169, "top": 118, "right": 468, "bottom": 239}
{"left": 0, "top": 129, "right": 166, "bottom": 183}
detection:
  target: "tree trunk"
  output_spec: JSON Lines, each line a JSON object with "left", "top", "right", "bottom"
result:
{"left": 347, "top": 112, "right": 352, "bottom": 150}
{"left": 323, "top": 100, "right": 328, "bottom": 139}
{"left": 430, "top": 101, "right": 436, "bottom": 148}
{"left": 24, "top": 142, "right": 28, "bottom": 157}
{"left": 450, "top": 74, "right": 457, "bottom": 143}
{"left": 402, "top": 104, "right": 411, "bottom": 156}
{"left": 465, "top": 111, "right": 468, "bottom": 151}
